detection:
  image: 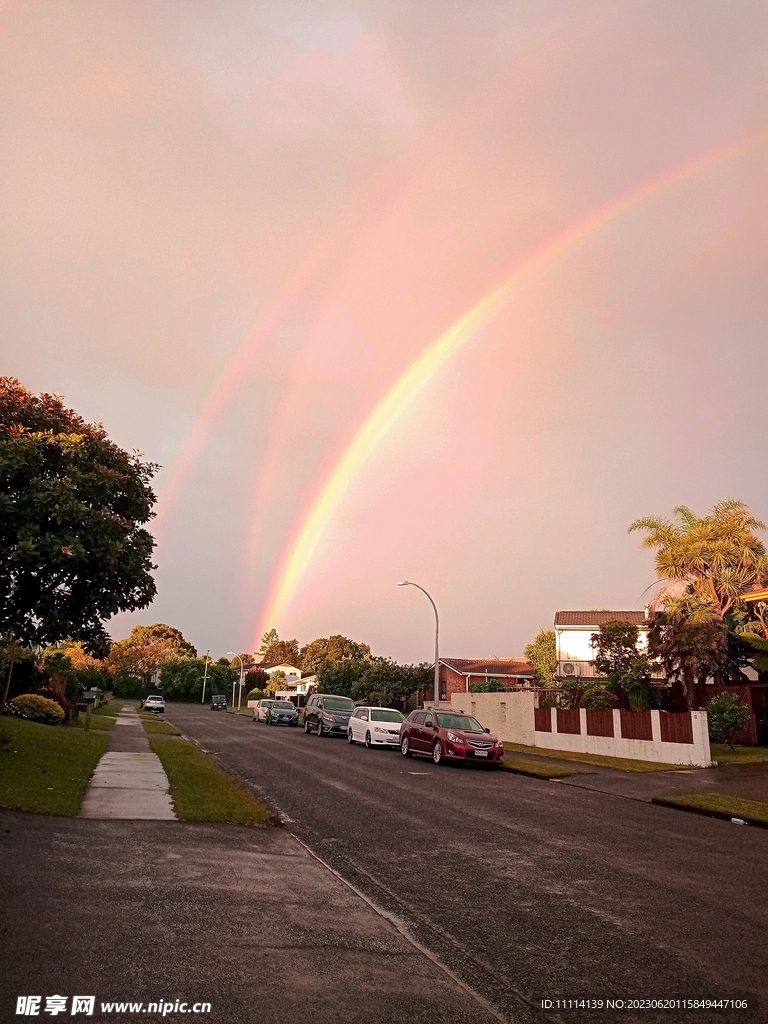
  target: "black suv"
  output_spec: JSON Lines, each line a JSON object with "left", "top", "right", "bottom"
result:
{"left": 302, "top": 693, "right": 355, "bottom": 736}
{"left": 210, "top": 694, "right": 227, "bottom": 711}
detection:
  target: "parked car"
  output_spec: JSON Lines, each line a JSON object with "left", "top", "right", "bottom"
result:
{"left": 210, "top": 694, "right": 227, "bottom": 711}
{"left": 143, "top": 695, "right": 165, "bottom": 714}
{"left": 302, "top": 693, "right": 355, "bottom": 736}
{"left": 252, "top": 699, "right": 277, "bottom": 722}
{"left": 399, "top": 708, "right": 504, "bottom": 766}
{"left": 266, "top": 700, "right": 299, "bottom": 726}
{"left": 348, "top": 706, "right": 405, "bottom": 748}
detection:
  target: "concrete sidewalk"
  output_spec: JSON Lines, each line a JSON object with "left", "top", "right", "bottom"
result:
{"left": 80, "top": 707, "right": 176, "bottom": 819}
{"left": 1, "top": 812, "right": 500, "bottom": 1024}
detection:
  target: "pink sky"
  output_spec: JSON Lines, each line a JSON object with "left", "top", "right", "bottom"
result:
{"left": 3, "top": 1, "right": 768, "bottom": 662}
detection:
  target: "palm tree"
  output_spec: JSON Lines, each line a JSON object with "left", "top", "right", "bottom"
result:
{"left": 630, "top": 500, "right": 768, "bottom": 707}
{"left": 630, "top": 500, "right": 768, "bottom": 619}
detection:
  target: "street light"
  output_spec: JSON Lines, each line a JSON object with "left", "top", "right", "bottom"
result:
{"left": 200, "top": 650, "right": 211, "bottom": 704}
{"left": 227, "top": 652, "right": 247, "bottom": 711}
{"left": 397, "top": 580, "right": 441, "bottom": 709}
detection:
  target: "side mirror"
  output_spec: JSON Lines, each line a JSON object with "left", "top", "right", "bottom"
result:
{"left": 484, "top": 727, "right": 490, "bottom": 733}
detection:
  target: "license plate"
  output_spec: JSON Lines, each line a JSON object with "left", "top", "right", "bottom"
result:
{"left": 474, "top": 750, "right": 488, "bottom": 757}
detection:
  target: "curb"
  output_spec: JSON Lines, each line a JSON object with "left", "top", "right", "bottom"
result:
{"left": 499, "top": 762, "right": 575, "bottom": 781}
{"left": 651, "top": 797, "right": 768, "bottom": 830}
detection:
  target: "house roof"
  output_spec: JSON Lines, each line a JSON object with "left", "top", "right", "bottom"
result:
{"left": 554, "top": 611, "right": 649, "bottom": 627}
{"left": 256, "top": 662, "right": 302, "bottom": 672}
{"left": 440, "top": 658, "right": 533, "bottom": 676}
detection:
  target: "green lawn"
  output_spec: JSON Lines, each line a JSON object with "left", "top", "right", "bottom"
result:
{"left": 657, "top": 792, "right": 768, "bottom": 824}
{"left": 502, "top": 742, "right": 686, "bottom": 773}
{"left": 149, "top": 736, "right": 274, "bottom": 825}
{"left": 0, "top": 717, "right": 108, "bottom": 815}
{"left": 711, "top": 744, "right": 768, "bottom": 766}
{"left": 140, "top": 715, "right": 180, "bottom": 735}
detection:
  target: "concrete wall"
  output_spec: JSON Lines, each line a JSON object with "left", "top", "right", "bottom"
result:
{"left": 450, "top": 692, "right": 535, "bottom": 745}
{"left": 451, "top": 693, "right": 712, "bottom": 766}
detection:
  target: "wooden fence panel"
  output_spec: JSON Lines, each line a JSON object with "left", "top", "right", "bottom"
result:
{"left": 586, "top": 709, "right": 614, "bottom": 737}
{"left": 556, "top": 708, "right": 581, "bottom": 734}
{"left": 534, "top": 707, "right": 551, "bottom": 732}
{"left": 659, "top": 711, "right": 693, "bottom": 744}
{"left": 619, "top": 710, "right": 653, "bottom": 741}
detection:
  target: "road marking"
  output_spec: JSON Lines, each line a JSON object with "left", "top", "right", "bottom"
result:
{"left": 407, "top": 772, "right": 431, "bottom": 776}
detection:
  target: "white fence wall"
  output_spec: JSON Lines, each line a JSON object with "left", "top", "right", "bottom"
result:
{"left": 451, "top": 693, "right": 712, "bottom": 767}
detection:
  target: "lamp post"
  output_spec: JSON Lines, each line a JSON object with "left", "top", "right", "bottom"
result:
{"left": 397, "top": 580, "right": 440, "bottom": 708}
{"left": 200, "top": 650, "right": 210, "bottom": 704}
{"left": 227, "top": 653, "right": 247, "bottom": 711}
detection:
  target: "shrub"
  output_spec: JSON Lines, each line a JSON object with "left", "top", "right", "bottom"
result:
{"left": 246, "top": 688, "right": 265, "bottom": 701}
{"left": 579, "top": 684, "right": 614, "bottom": 710}
{"left": 469, "top": 678, "right": 506, "bottom": 693}
{"left": 704, "top": 692, "right": 751, "bottom": 748}
{"left": 10, "top": 693, "right": 65, "bottom": 725}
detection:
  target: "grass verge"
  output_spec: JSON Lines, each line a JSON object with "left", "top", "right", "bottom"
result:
{"left": 503, "top": 755, "right": 585, "bottom": 779}
{"left": 710, "top": 744, "right": 768, "bottom": 766}
{"left": 140, "top": 715, "right": 180, "bottom": 735}
{"left": 502, "top": 742, "right": 686, "bottom": 773}
{"left": 0, "top": 717, "right": 108, "bottom": 815}
{"left": 149, "top": 736, "right": 274, "bottom": 825}
{"left": 653, "top": 792, "right": 768, "bottom": 826}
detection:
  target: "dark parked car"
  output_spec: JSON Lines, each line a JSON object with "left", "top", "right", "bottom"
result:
{"left": 266, "top": 700, "right": 298, "bottom": 726}
{"left": 302, "top": 693, "right": 355, "bottom": 736}
{"left": 399, "top": 708, "right": 504, "bottom": 766}
{"left": 210, "top": 694, "right": 227, "bottom": 711}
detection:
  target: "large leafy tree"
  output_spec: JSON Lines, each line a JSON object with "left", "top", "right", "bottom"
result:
{"left": 260, "top": 631, "right": 301, "bottom": 667}
{"left": 108, "top": 623, "right": 196, "bottom": 685}
{"left": 158, "top": 656, "right": 234, "bottom": 701}
{"left": 0, "top": 378, "right": 157, "bottom": 657}
{"left": 523, "top": 629, "right": 557, "bottom": 687}
{"left": 300, "top": 634, "right": 372, "bottom": 674}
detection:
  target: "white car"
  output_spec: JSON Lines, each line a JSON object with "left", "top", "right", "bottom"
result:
{"left": 252, "top": 699, "right": 277, "bottom": 722}
{"left": 347, "top": 706, "right": 405, "bottom": 748}
{"left": 143, "top": 695, "right": 165, "bottom": 713}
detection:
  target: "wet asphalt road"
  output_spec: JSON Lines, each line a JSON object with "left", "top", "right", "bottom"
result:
{"left": 167, "top": 704, "right": 768, "bottom": 1024}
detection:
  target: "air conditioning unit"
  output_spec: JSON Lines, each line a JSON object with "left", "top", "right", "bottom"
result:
{"left": 561, "top": 662, "right": 578, "bottom": 677}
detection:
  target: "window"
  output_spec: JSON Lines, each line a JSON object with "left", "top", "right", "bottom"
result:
{"left": 361, "top": 709, "right": 369, "bottom": 720}
{"left": 411, "top": 712, "right": 425, "bottom": 724}
{"left": 424, "top": 714, "right": 433, "bottom": 728}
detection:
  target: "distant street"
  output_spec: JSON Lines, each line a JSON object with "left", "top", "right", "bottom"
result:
{"left": 168, "top": 704, "right": 768, "bottom": 1024}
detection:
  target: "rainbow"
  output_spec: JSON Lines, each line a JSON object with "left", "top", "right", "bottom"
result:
{"left": 254, "top": 126, "right": 768, "bottom": 642}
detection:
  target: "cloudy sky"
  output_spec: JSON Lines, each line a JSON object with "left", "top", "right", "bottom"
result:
{"left": 3, "top": 0, "right": 768, "bottom": 662}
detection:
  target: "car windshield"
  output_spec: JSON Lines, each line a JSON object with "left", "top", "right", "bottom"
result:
{"left": 262, "top": 701, "right": 275, "bottom": 706}
{"left": 370, "top": 709, "right": 404, "bottom": 722}
{"left": 273, "top": 702, "right": 295, "bottom": 710}
{"left": 436, "top": 713, "right": 484, "bottom": 732}
{"left": 323, "top": 697, "right": 355, "bottom": 711}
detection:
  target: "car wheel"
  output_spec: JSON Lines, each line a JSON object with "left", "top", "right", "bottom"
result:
{"left": 432, "top": 740, "right": 443, "bottom": 765}
{"left": 304, "top": 718, "right": 311, "bottom": 733}
{"left": 316, "top": 721, "right": 324, "bottom": 737}
{"left": 401, "top": 735, "right": 412, "bottom": 757}
{"left": 347, "top": 728, "right": 354, "bottom": 744}
{"left": 365, "top": 731, "right": 372, "bottom": 749}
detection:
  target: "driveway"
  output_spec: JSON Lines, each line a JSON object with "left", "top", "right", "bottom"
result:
{"left": 166, "top": 704, "right": 768, "bottom": 1023}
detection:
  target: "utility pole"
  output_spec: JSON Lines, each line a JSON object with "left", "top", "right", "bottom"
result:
{"left": 200, "top": 650, "right": 210, "bottom": 704}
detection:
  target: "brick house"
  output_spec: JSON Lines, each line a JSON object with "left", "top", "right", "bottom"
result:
{"left": 438, "top": 658, "right": 534, "bottom": 703}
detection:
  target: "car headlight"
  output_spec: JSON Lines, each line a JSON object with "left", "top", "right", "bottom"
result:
{"left": 373, "top": 726, "right": 387, "bottom": 733}
{"left": 496, "top": 739, "right": 504, "bottom": 748}
{"left": 447, "top": 732, "right": 464, "bottom": 743}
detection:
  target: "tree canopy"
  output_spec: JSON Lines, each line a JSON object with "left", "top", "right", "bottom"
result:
{"left": 259, "top": 629, "right": 301, "bottom": 667}
{"left": 300, "top": 634, "right": 372, "bottom": 674}
{"left": 590, "top": 620, "right": 651, "bottom": 710}
{"left": 108, "top": 623, "right": 196, "bottom": 683}
{"left": 0, "top": 378, "right": 157, "bottom": 655}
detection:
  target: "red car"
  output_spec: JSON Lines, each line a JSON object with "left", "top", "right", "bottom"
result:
{"left": 399, "top": 708, "right": 504, "bottom": 766}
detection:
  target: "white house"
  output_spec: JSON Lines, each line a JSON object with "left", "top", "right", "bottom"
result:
{"left": 259, "top": 662, "right": 303, "bottom": 684}
{"left": 554, "top": 608, "right": 665, "bottom": 682}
